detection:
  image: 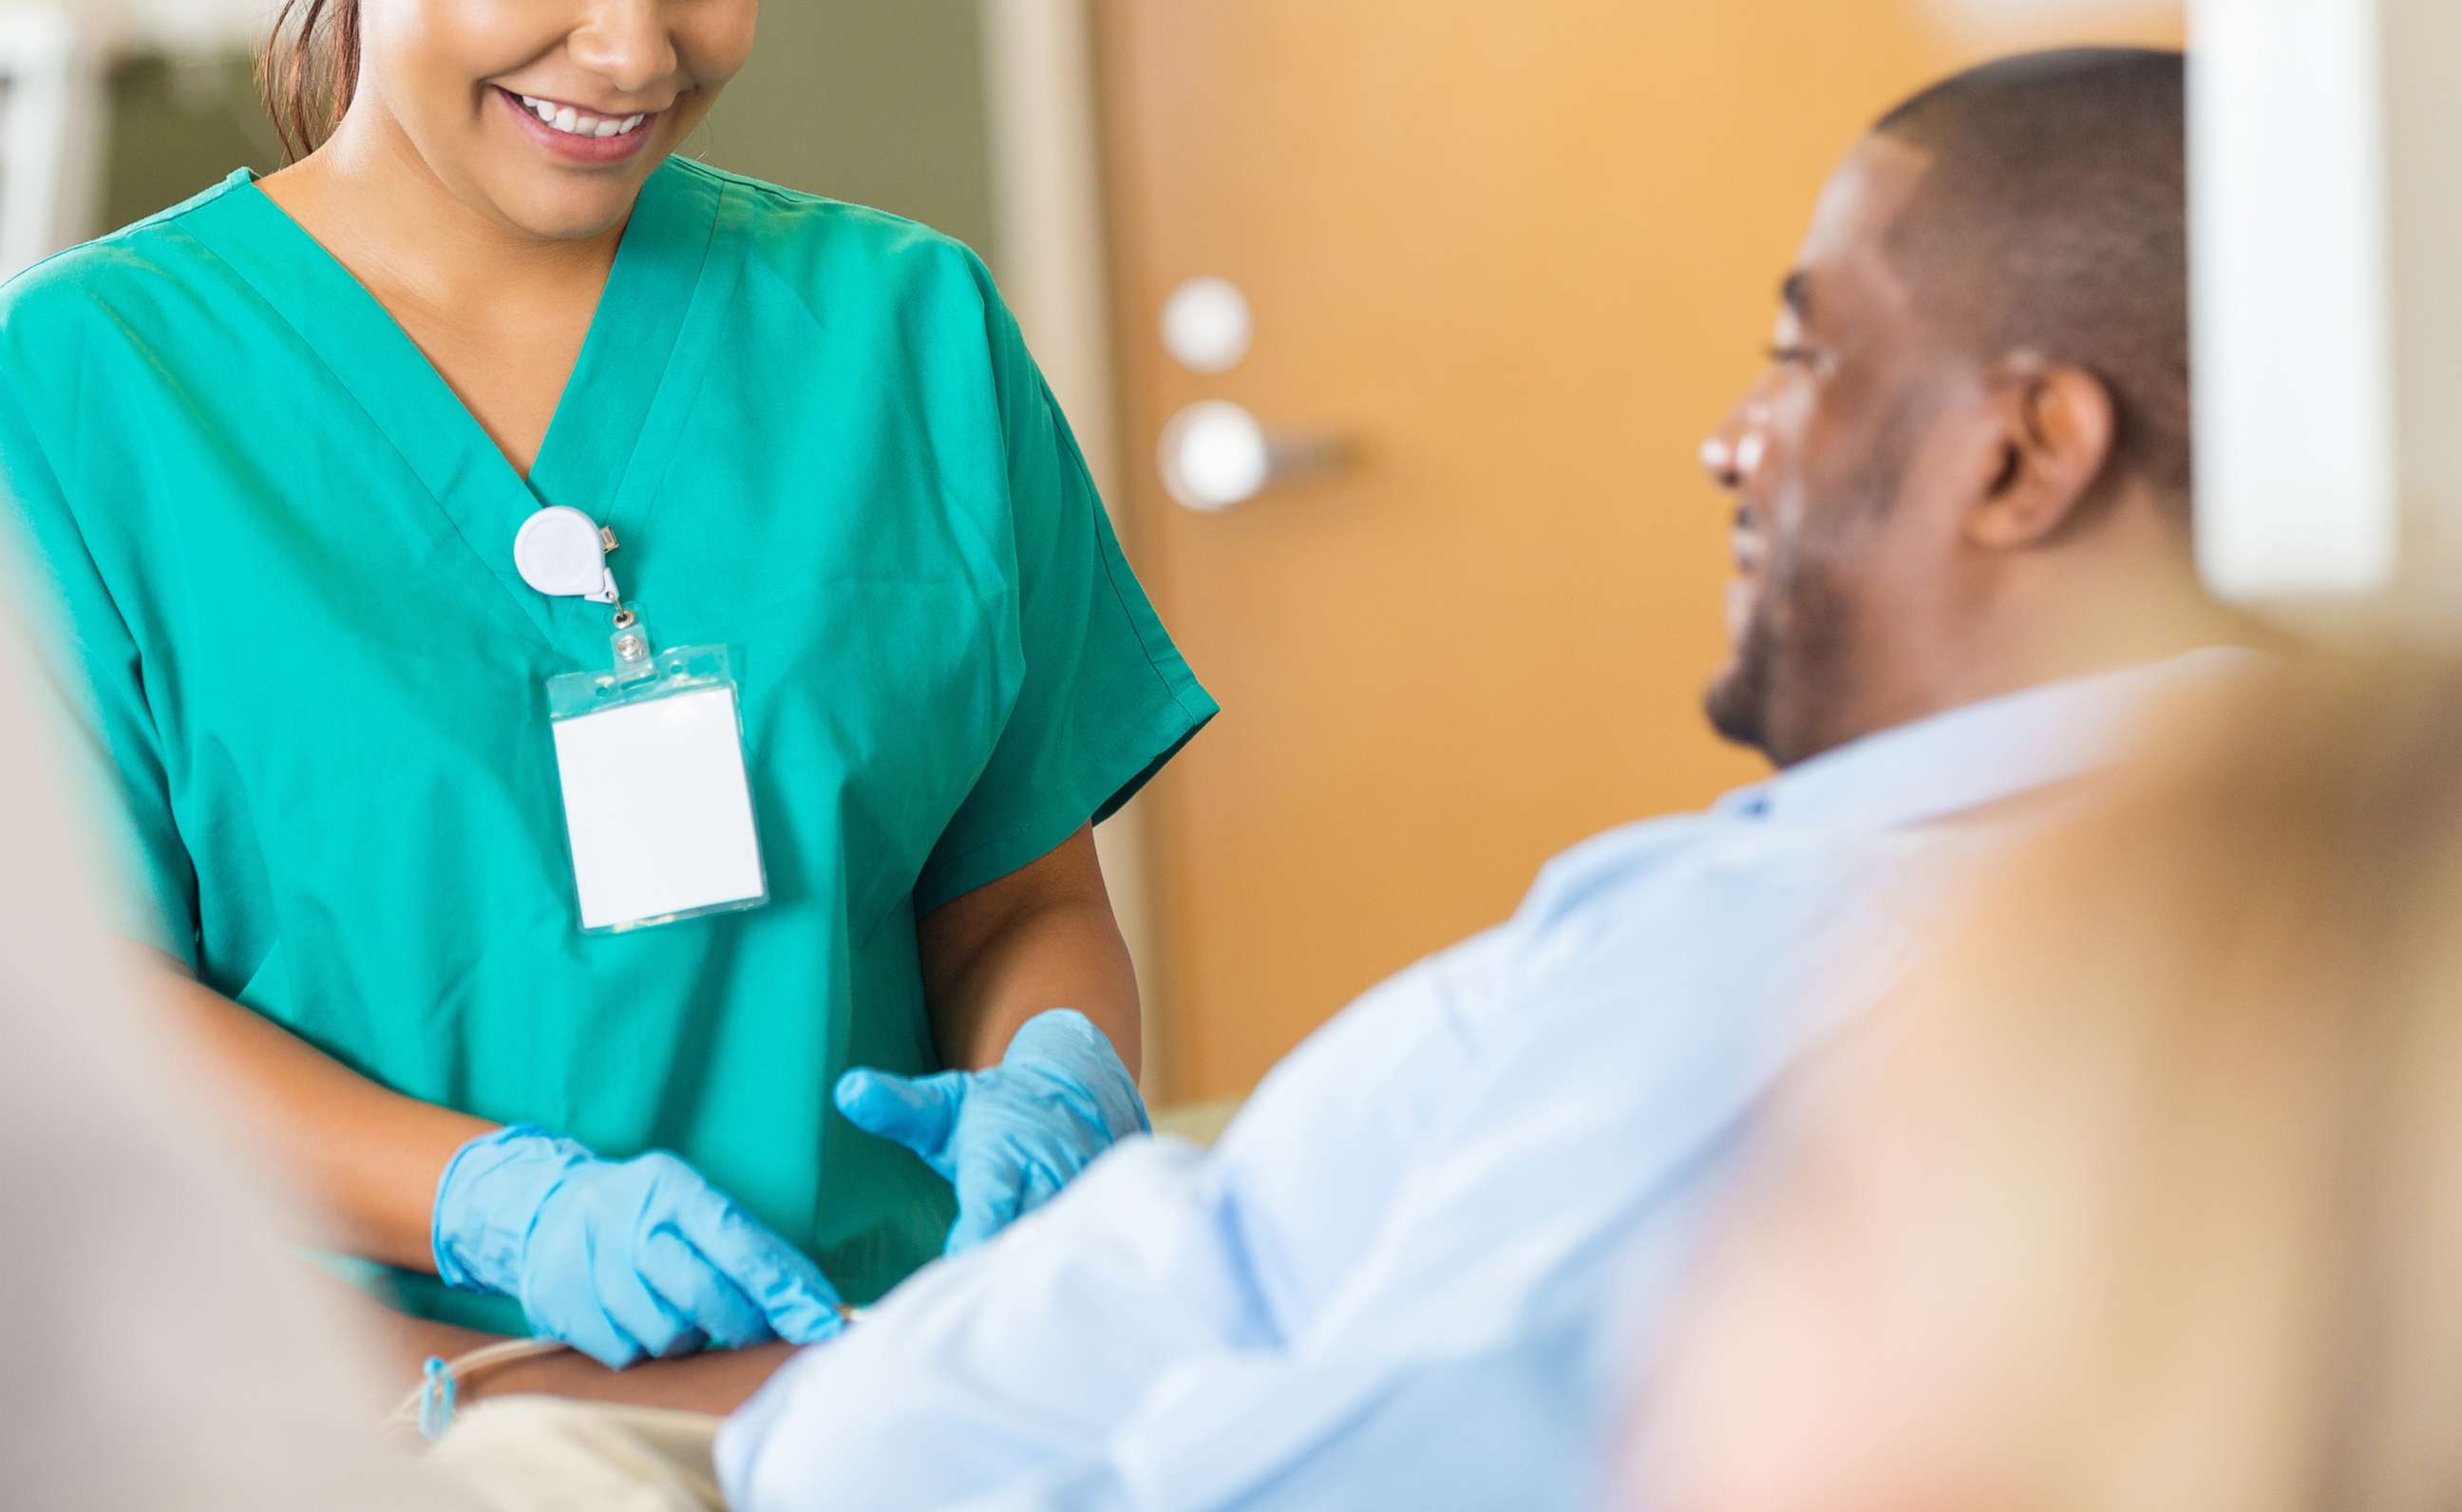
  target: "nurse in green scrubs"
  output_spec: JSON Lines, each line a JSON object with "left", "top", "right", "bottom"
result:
{"left": 0, "top": 0, "right": 1213, "bottom": 1369}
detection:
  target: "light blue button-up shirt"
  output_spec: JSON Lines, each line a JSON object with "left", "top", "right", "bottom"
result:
{"left": 719, "top": 652, "right": 2253, "bottom": 1510}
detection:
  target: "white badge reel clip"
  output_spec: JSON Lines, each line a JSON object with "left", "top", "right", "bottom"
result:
{"left": 520, "top": 506, "right": 770, "bottom": 935}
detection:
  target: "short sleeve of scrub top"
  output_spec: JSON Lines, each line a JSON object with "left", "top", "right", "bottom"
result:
{"left": 0, "top": 159, "right": 1217, "bottom": 1334}
{"left": 0, "top": 385, "right": 197, "bottom": 960}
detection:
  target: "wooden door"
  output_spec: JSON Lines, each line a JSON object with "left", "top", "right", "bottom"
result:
{"left": 1099, "top": 1, "right": 2184, "bottom": 1101}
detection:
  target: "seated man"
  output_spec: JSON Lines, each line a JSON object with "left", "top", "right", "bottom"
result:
{"left": 445, "top": 47, "right": 2251, "bottom": 1507}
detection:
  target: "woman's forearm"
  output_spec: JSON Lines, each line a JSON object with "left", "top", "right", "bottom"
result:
{"left": 918, "top": 827, "right": 1142, "bottom": 1074}
{"left": 362, "top": 1300, "right": 798, "bottom": 1417}
{"left": 931, "top": 898, "right": 1143, "bottom": 1073}
{"left": 138, "top": 950, "right": 491, "bottom": 1270}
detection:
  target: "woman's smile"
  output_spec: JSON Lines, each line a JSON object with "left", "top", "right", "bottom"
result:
{"left": 492, "top": 85, "right": 659, "bottom": 165}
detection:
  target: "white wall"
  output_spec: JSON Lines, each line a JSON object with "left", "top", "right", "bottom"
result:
{"left": 2190, "top": 0, "right": 2462, "bottom": 610}
{"left": 0, "top": 6, "right": 108, "bottom": 280}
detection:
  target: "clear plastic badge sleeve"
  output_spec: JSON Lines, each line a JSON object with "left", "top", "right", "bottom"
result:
{"left": 545, "top": 629, "right": 769, "bottom": 934}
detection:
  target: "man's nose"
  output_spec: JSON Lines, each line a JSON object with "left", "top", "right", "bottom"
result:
{"left": 1700, "top": 414, "right": 1766, "bottom": 492}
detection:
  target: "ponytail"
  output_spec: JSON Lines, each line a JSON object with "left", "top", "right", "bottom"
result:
{"left": 258, "top": 0, "right": 362, "bottom": 163}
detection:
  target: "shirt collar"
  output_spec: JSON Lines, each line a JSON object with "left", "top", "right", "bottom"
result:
{"left": 1715, "top": 648, "right": 2269, "bottom": 831}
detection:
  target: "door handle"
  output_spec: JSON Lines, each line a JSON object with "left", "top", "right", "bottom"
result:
{"left": 1158, "top": 401, "right": 1354, "bottom": 513}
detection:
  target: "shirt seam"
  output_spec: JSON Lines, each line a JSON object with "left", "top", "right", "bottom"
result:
{"left": 0, "top": 175, "right": 244, "bottom": 298}
{"left": 587, "top": 178, "right": 731, "bottom": 535}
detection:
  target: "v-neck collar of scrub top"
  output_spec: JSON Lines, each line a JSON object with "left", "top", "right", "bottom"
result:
{"left": 188, "top": 159, "right": 748, "bottom": 649}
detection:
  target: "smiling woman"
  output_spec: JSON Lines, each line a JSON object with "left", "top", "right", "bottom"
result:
{"left": 260, "top": 0, "right": 753, "bottom": 240}
{"left": 0, "top": 0, "right": 1211, "bottom": 1403}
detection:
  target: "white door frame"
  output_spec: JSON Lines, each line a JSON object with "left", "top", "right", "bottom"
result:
{"left": 0, "top": 6, "right": 111, "bottom": 283}
{"left": 977, "top": 0, "right": 1180, "bottom": 1093}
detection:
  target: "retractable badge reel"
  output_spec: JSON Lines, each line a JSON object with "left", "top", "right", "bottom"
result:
{"left": 516, "top": 506, "right": 770, "bottom": 934}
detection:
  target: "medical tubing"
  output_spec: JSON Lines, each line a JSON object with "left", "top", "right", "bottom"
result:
{"left": 386, "top": 1312, "right": 867, "bottom": 1440}
{"left": 388, "top": 1338, "right": 573, "bottom": 1441}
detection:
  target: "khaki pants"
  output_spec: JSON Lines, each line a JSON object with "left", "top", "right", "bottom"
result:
{"left": 428, "top": 1397, "right": 729, "bottom": 1512}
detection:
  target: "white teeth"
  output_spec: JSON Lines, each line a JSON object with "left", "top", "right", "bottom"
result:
{"left": 517, "top": 93, "right": 649, "bottom": 139}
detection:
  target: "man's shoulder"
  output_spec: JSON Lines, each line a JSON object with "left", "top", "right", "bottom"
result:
{"left": 1509, "top": 804, "right": 1752, "bottom": 929}
{"left": 1481, "top": 800, "right": 1961, "bottom": 1024}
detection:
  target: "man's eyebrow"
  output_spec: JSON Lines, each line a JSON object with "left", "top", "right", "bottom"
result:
{"left": 1780, "top": 271, "right": 1810, "bottom": 322}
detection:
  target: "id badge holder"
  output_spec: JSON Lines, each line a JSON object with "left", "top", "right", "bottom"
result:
{"left": 544, "top": 615, "right": 770, "bottom": 934}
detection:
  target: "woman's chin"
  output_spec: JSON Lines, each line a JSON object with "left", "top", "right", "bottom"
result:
{"left": 471, "top": 161, "right": 659, "bottom": 243}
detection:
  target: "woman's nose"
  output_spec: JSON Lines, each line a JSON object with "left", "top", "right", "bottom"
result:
{"left": 569, "top": 1, "right": 683, "bottom": 95}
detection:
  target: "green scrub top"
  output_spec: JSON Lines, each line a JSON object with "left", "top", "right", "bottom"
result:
{"left": 0, "top": 158, "right": 1216, "bottom": 1333}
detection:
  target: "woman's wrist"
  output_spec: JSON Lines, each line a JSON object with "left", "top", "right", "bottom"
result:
{"left": 358, "top": 1102, "right": 499, "bottom": 1274}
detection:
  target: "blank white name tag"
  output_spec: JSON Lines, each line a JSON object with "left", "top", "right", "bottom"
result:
{"left": 546, "top": 638, "right": 769, "bottom": 934}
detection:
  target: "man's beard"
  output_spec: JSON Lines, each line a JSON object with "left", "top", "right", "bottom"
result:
{"left": 1704, "top": 389, "right": 1927, "bottom": 765}
{"left": 1704, "top": 587, "right": 1782, "bottom": 755}
{"left": 1703, "top": 545, "right": 1857, "bottom": 766}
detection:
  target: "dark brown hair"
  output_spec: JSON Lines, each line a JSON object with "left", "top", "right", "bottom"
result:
{"left": 1874, "top": 48, "right": 2192, "bottom": 517}
{"left": 259, "top": 0, "right": 363, "bottom": 163}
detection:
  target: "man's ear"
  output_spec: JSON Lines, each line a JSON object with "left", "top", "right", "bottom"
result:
{"left": 1964, "top": 357, "right": 2118, "bottom": 551}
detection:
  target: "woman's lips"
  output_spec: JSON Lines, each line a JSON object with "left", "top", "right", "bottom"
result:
{"left": 494, "top": 85, "right": 658, "bottom": 165}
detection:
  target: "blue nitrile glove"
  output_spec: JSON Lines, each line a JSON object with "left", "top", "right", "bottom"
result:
{"left": 431, "top": 1125, "right": 843, "bottom": 1370}
{"left": 835, "top": 1009, "right": 1149, "bottom": 1255}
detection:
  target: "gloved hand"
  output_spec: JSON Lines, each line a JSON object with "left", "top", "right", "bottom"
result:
{"left": 432, "top": 1125, "right": 844, "bottom": 1370}
{"left": 835, "top": 1009, "right": 1148, "bottom": 1255}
